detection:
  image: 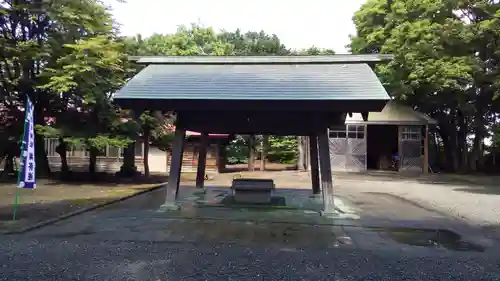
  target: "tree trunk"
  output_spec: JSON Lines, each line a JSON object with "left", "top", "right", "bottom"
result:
{"left": 457, "top": 110, "right": 468, "bottom": 173}
{"left": 0, "top": 156, "right": 14, "bottom": 180}
{"left": 88, "top": 147, "right": 97, "bottom": 176}
{"left": 55, "top": 137, "right": 69, "bottom": 178}
{"left": 35, "top": 104, "right": 51, "bottom": 177}
{"left": 248, "top": 135, "right": 255, "bottom": 171}
{"left": 297, "top": 136, "right": 305, "bottom": 170}
{"left": 143, "top": 130, "right": 150, "bottom": 177}
{"left": 35, "top": 134, "right": 51, "bottom": 177}
{"left": 0, "top": 140, "right": 17, "bottom": 179}
{"left": 470, "top": 108, "right": 486, "bottom": 172}
{"left": 119, "top": 141, "right": 137, "bottom": 177}
{"left": 437, "top": 124, "right": 459, "bottom": 172}
{"left": 260, "top": 135, "right": 269, "bottom": 171}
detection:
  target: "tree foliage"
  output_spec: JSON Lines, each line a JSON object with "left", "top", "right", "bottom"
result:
{"left": 350, "top": 0, "right": 500, "bottom": 172}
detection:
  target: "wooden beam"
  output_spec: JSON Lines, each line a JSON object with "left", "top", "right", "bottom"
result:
{"left": 164, "top": 127, "right": 185, "bottom": 207}
{"left": 318, "top": 129, "right": 335, "bottom": 214}
{"left": 309, "top": 135, "right": 320, "bottom": 194}
{"left": 196, "top": 133, "right": 208, "bottom": 188}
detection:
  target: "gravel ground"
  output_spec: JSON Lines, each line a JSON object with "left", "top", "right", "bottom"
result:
{"left": 1, "top": 175, "right": 499, "bottom": 281}
{"left": 0, "top": 237, "right": 499, "bottom": 281}
{"left": 335, "top": 179, "right": 500, "bottom": 226}
{"left": 209, "top": 170, "right": 500, "bottom": 227}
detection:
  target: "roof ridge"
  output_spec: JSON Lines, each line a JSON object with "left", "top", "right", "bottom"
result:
{"left": 128, "top": 54, "right": 394, "bottom": 65}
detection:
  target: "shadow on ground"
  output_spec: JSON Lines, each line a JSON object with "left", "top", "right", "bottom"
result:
{"left": 452, "top": 186, "right": 500, "bottom": 195}
{"left": 44, "top": 171, "right": 169, "bottom": 186}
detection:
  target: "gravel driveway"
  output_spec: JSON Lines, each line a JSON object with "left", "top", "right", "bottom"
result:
{"left": 210, "top": 171, "right": 500, "bottom": 227}
{"left": 1, "top": 172, "right": 499, "bottom": 281}
{"left": 0, "top": 237, "right": 499, "bottom": 281}
{"left": 335, "top": 177, "right": 500, "bottom": 227}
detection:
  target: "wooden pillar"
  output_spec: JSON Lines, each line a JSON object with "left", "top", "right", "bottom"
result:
{"left": 248, "top": 135, "right": 255, "bottom": 171}
{"left": 397, "top": 125, "right": 403, "bottom": 171}
{"left": 423, "top": 125, "right": 429, "bottom": 174}
{"left": 165, "top": 151, "right": 169, "bottom": 173}
{"left": 318, "top": 129, "right": 334, "bottom": 214}
{"left": 163, "top": 127, "right": 185, "bottom": 208}
{"left": 216, "top": 142, "right": 226, "bottom": 173}
{"left": 304, "top": 136, "right": 310, "bottom": 171}
{"left": 260, "top": 135, "right": 269, "bottom": 171}
{"left": 309, "top": 135, "right": 320, "bottom": 194}
{"left": 196, "top": 133, "right": 208, "bottom": 188}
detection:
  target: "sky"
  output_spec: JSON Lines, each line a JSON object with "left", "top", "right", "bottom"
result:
{"left": 102, "top": 0, "right": 367, "bottom": 54}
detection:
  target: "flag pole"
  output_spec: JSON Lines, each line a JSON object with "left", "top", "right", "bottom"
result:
{"left": 12, "top": 96, "right": 29, "bottom": 221}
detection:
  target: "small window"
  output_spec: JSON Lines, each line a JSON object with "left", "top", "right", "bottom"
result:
{"left": 402, "top": 126, "right": 421, "bottom": 141}
{"left": 329, "top": 130, "right": 346, "bottom": 139}
{"left": 347, "top": 125, "right": 365, "bottom": 139}
{"left": 347, "top": 132, "right": 357, "bottom": 139}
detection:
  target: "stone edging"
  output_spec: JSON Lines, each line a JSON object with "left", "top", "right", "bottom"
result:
{"left": 3, "top": 183, "right": 166, "bottom": 235}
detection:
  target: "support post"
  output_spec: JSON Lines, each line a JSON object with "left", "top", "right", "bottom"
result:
{"left": 160, "top": 127, "right": 185, "bottom": 210}
{"left": 216, "top": 142, "right": 226, "bottom": 173}
{"left": 260, "top": 135, "right": 268, "bottom": 171}
{"left": 423, "top": 125, "right": 429, "bottom": 174}
{"left": 305, "top": 136, "right": 311, "bottom": 171}
{"left": 397, "top": 125, "right": 403, "bottom": 171}
{"left": 318, "top": 129, "right": 335, "bottom": 215}
{"left": 196, "top": 133, "right": 208, "bottom": 189}
{"left": 248, "top": 135, "right": 255, "bottom": 171}
{"left": 309, "top": 135, "right": 320, "bottom": 194}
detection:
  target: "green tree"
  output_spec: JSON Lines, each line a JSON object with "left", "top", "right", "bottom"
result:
{"left": 0, "top": 0, "right": 128, "bottom": 177}
{"left": 292, "top": 46, "right": 336, "bottom": 55}
{"left": 40, "top": 34, "right": 132, "bottom": 177}
{"left": 218, "top": 29, "right": 291, "bottom": 55}
{"left": 349, "top": 0, "right": 500, "bottom": 172}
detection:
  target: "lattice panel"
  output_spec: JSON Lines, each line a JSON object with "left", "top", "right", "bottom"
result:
{"left": 401, "top": 141, "right": 423, "bottom": 172}
{"left": 400, "top": 156, "right": 424, "bottom": 171}
{"left": 346, "top": 138, "right": 366, "bottom": 171}
{"left": 329, "top": 138, "right": 347, "bottom": 171}
{"left": 346, "top": 155, "right": 365, "bottom": 172}
{"left": 347, "top": 138, "right": 366, "bottom": 155}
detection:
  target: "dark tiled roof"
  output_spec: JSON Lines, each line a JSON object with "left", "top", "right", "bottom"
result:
{"left": 114, "top": 63, "right": 390, "bottom": 101}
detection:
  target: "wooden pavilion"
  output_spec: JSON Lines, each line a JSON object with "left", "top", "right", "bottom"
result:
{"left": 113, "top": 55, "right": 392, "bottom": 214}
{"left": 328, "top": 101, "right": 437, "bottom": 173}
